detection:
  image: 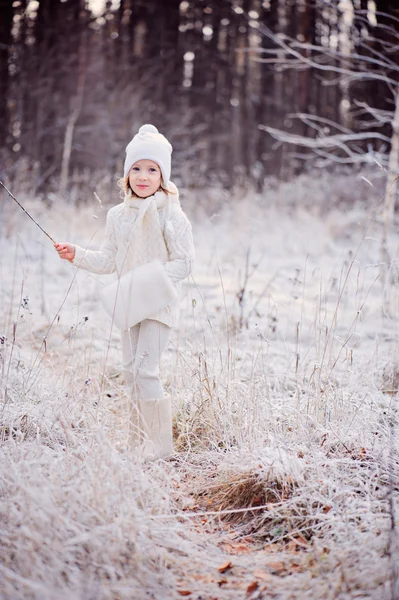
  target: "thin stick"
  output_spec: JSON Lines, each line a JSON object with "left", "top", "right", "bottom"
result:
{"left": 0, "top": 181, "right": 56, "bottom": 244}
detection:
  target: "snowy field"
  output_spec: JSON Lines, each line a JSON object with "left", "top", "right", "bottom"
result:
{"left": 1, "top": 173, "right": 399, "bottom": 599}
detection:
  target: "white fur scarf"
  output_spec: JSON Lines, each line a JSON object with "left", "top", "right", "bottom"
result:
{"left": 121, "top": 182, "right": 180, "bottom": 276}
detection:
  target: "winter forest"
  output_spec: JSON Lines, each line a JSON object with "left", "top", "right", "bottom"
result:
{"left": 1, "top": 1, "right": 399, "bottom": 599}
{"left": 1, "top": 0, "right": 399, "bottom": 192}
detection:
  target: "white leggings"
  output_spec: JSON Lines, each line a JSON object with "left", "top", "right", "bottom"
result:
{"left": 121, "top": 319, "right": 170, "bottom": 400}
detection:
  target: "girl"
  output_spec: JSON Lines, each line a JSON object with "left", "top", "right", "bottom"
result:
{"left": 55, "top": 124, "right": 194, "bottom": 460}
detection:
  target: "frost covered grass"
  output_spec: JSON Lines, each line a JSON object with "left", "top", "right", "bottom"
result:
{"left": 0, "top": 171, "right": 399, "bottom": 599}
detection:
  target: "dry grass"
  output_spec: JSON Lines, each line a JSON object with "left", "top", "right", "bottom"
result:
{"left": 1, "top": 171, "right": 399, "bottom": 599}
{"left": 187, "top": 446, "right": 397, "bottom": 545}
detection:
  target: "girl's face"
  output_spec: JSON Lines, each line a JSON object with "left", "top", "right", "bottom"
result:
{"left": 128, "top": 159, "right": 162, "bottom": 198}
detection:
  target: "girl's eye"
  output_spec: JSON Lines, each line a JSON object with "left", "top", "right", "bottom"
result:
{"left": 149, "top": 168, "right": 157, "bottom": 173}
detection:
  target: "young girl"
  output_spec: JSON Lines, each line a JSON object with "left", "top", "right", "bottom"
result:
{"left": 55, "top": 124, "right": 194, "bottom": 460}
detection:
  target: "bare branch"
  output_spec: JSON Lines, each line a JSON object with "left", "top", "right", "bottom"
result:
{"left": 285, "top": 114, "right": 354, "bottom": 135}
{"left": 353, "top": 102, "right": 395, "bottom": 125}
{"left": 259, "top": 125, "right": 391, "bottom": 150}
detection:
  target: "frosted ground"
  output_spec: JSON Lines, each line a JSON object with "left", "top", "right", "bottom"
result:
{"left": 1, "top": 172, "right": 398, "bottom": 599}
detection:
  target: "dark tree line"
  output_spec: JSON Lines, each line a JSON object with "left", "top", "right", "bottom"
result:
{"left": 0, "top": 0, "right": 398, "bottom": 197}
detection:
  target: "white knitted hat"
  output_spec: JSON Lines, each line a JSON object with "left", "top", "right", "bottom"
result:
{"left": 123, "top": 124, "right": 173, "bottom": 185}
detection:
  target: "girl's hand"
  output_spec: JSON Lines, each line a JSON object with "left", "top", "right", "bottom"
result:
{"left": 54, "top": 242, "right": 75, "bottom": 262}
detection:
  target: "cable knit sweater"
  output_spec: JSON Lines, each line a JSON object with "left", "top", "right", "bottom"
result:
{"left": 72, "top": 186, "right": 194, "bottom": 327}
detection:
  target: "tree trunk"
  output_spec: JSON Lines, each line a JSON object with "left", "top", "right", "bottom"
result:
{"left": 59, "top": 38, "right": 87, "bottom": 196}
{"left": 383, "top": 93, "right": 399, "bottom": 228}
{"left": 238, "top": 0, "right": 251, "bottom": 179}
{"left": 0, "top": 1, "right": 14, "bottom": 151}
{"left": 380, "top": 92, "right": 399, "bottom": 285}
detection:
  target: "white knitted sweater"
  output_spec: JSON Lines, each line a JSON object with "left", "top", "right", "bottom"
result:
{"left": 73, "top": 186, "right": 194, "bottom": 327}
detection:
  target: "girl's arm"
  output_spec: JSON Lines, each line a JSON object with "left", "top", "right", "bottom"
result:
{"left": 56, "top": 210, "right": 117, "bottom": 275}
{"left": 163, "top": 206, "right": 195, "bottom": 284}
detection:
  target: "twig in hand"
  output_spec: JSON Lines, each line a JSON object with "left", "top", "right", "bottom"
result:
{"left": 0, "top": 181, "right": 55, "bottom": 244}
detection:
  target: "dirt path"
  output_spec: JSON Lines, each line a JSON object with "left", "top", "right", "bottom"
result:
{"left": 155, "top": 459, "right": 338, "bottom": 600}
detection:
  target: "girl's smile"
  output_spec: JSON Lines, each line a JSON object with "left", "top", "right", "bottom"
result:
{"left": 129, "top": 159, "right": 161, "bottom": 198}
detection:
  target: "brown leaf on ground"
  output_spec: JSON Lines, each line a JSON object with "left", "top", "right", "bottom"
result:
{"left": 293, "top": 535, "right": 308, "bottom": 548}
{"left": 218, "top": 560, "right": 233, "bottom": 573}
{"left": 177, "top": 591, "right": 192, "bottom": 596}
{"left": 246, "top": 580, "right": 259, "bottom": 594}
{"left": 252, "top": 569, "right": 273, "bottom": 582}
{"left": 220, "top": 541, "right": 253, "bottom": 554}
{"left": 267, "top": 561, "right": 286, "bottom": 574}
{"left": 191, "top": 573, "right": 216, "bottom": 583}
{"left": 290, "top": 562, "right": 305, "bottom": 573}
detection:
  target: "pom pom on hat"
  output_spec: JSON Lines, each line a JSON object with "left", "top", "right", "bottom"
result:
{"left": 139, "top": 124, "right": 158, "bottom": 134}
{"left": 123, "top": 124, "right": 173, "bottom": 185}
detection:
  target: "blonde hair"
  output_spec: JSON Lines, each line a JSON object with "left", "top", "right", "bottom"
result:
{"left": 117, "top": 174, "right": 176, "bottom": 199}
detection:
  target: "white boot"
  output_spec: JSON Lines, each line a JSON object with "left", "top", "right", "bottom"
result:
{"left": 139, "top": 395, "right": 174, "bottom": 461}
